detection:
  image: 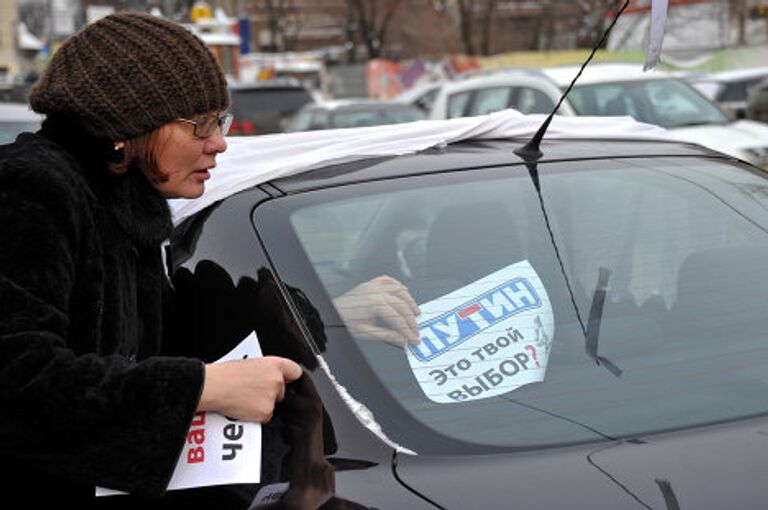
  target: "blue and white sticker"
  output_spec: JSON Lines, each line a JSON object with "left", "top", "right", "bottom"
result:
{"left": 407, "top": 260, "right": 554, "bottom": 404}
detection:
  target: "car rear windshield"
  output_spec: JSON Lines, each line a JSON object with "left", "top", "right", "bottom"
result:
{"left": 255, "top": 154, "right": 768, "bottom": 454}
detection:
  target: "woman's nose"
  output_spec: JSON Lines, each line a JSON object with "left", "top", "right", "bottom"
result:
{"left": 205, "top": 130, "right": 228, "bottom": 154}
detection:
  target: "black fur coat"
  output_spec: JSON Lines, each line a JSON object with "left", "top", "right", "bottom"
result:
{"left": 0, "top": 119, "right": 204, "bottom": 505}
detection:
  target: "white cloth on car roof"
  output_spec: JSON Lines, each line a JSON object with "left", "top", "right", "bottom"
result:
{"left": 168, "top": 109, "right": 673, "bottom": 225}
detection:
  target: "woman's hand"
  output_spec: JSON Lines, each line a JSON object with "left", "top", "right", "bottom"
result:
{"left": 197, "top": 357, "right": 302, "bottom": 423}
{"left": 332, "top": 276, "right": 421, "bottom": 346}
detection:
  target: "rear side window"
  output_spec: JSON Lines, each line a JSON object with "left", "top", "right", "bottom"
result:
{"left": 467, "top": 87, "right": 512, "bottom": 116}
{"left": 257, "top": 155, "right": 768, "bottom": 454}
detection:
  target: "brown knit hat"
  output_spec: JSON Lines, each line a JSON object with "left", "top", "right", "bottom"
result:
{"left": 29, "top": 11, "right": 229, "bottom": 141}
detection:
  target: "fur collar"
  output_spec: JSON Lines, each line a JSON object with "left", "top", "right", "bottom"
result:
{"left": 40, "top": 116, "right": 172, "bottom": 247}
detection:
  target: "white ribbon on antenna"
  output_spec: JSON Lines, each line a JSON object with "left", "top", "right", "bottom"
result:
{"left": 644, "top": 0, "right": 669, "bottom": 70}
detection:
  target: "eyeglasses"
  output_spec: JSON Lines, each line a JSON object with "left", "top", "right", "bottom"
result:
{"left": 176, "top": 112, "right": 233, "bottom": 138}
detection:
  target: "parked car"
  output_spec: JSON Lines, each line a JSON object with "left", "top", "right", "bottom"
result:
{"left": 285, "top": 99, "right": 426, "bottom": 131}
{"left": 428, "top": 69, "right": 573, "bottom": 120}
{"left": 164, "top": 112, "right": 768, "bottom": 509}
{"left": 542, "top": 63, "right": 768, "bottom": 171}
{"left": 685, "top": 66, "right": 768, "bottom": 119}
{"left": 227, "top": 79, "right": 316, "bottom": 136}
{"left": 0, "top": 102, "right": 43, "bottom": 144}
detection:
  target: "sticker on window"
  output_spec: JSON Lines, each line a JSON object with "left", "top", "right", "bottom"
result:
{"left": 406, "top": 260, "right": 554, "bottom": 403}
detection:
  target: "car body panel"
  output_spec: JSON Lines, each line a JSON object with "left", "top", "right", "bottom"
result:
{"left": 395, "top": 414, "right": 768, "bottom": 510}
{"left": 674, "top": 118, "right": 768, "bottom": 166}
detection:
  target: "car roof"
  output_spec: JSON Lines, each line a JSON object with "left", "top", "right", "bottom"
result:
{"left": 271, "top": 137, "right": 712, "bottom": 193}
{"left": 543, "top": 63, "right": 672, "bottom": 87}
{"left": 437, "top": 69, "right": 561, "bottom": 94}
{"left": 169, "top": 110, "right": 694, "bottom": 224}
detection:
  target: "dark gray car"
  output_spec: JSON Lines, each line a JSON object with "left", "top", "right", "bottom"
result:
{"left": 166, "top": 130, "right": 768, "bottom": 509}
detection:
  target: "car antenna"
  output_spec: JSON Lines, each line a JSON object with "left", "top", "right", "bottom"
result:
{"left": 513, "top": 0, "right": 636, "bottom": 378}
{"left": 514, "top": 0, "right": 631, "bottom": 165}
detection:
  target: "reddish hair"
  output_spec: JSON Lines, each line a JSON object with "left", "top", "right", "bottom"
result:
{"left": 108, "top": 127, "right": 171, "bottom": 183}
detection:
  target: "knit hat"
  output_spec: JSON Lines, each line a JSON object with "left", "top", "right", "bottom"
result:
{"left": 29, "top": 11, "right": 229, "bottom": 141}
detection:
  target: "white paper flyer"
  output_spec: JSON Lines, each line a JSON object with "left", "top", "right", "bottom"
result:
{"left": 97, "top": 332, "right": 263, "bottom": 496}
{"left": 406, "top": 260, "right": 554, "bottom": 404}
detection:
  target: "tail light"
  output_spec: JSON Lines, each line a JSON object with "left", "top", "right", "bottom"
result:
{"left": 230, "top": 119, "right": 257, "bottom": 135}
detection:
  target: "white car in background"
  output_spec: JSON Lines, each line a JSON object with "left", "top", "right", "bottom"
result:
{"left": 542, "top": 64, "right": 768, "bottom": 171}
{"left": 417, "top": 63, "right": 768, "bottom": 171}
{"left": 428, "top": 69, "right": 575, "bottom": 120}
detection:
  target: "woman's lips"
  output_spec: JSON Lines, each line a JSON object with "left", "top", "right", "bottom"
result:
{"left": 193, "top": 168, "right": 211, "bottom": 180}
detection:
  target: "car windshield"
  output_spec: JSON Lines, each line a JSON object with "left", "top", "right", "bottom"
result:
{"left": 568, "top": 79, "right": 730, "bottom": 128}
{"left": 255, "top": 152, "right": 768, "bottom": 454}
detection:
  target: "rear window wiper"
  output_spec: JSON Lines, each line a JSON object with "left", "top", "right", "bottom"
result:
{"left": 585, "top": 267, "right": 623, "bottom": 377}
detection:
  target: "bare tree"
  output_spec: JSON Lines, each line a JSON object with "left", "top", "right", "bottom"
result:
{"left": 451, "top": 0, "right": 498, "bottom": 55}
{"left": 533, "top": 0, "right": 555, "bottom": 51}
{"left": 573, "top": 0, "right": 624, "bottom": 48}
{"left": 259, "top": 0, "right": 303, "bottom": 52}
{"left": 345, "top": 0, "right": 404, "bottom": 60}
{"left": 729, "top": 0, "right": 749, "bottom": 45}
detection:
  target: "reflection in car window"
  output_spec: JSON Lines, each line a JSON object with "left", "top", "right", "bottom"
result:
{"left": 258, "top": 156, "right": 768, "bottom": 453}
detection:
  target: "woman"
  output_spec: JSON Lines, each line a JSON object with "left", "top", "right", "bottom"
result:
{"left": 0, "top": 11, "right": 301, "bottom": 506}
